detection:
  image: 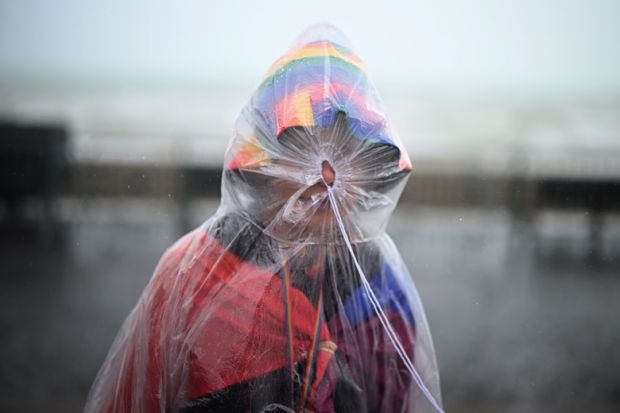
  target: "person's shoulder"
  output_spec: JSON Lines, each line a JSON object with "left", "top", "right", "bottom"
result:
{"left": 206, "top": 212, "right": 253, "bottom": 244}
{"left": 159, "top": 212, "right": 250, "bottom": 261}
{"left": 206, "top": 212, "right": 277, "bottom": 267}
{"left": 154, "top": 227, "right": 207, "bottom": 277}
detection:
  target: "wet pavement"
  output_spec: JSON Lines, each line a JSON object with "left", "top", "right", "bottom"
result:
{"left": 1, "top": 199, "right": 619, "bottom": 413}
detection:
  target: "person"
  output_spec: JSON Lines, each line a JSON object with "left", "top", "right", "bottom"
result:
{"left": 84, "top": 24, "right": 443, "bottom": 413}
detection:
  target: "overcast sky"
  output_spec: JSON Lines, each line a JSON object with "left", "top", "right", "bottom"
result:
{"left": 1, "top": 0, "right": 619, "bottom": 97}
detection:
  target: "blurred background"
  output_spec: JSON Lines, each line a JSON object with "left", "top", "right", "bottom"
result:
{"left": 1, "top": 0, "right": 619, "bottom": 412}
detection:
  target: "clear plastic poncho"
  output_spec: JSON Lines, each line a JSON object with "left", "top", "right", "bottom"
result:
{"left": 85, "top": 24, "right": 443, "bottom": 413}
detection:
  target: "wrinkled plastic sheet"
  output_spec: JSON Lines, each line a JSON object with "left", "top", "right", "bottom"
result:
{"left": 85, "top": 24, "right": 443, "bottom": 413}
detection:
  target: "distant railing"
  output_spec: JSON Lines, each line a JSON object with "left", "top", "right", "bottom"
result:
{"left": 2, "top": 122, "right": 619, "bottom": 256}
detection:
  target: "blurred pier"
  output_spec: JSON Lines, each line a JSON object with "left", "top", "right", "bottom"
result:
{"left": 3, "top": 91, "right": 620, "bottom": 257}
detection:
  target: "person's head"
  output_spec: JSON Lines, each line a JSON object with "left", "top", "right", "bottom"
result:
{"left": 223, "top": 111, "right": 409, "bottom": 243}
{"left": 221, "top": 25, "right": 411, "bottom": 243}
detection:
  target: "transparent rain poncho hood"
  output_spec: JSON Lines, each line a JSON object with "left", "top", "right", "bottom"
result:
{"left": 85, "top": 24, "right": 443, "bottom": 413}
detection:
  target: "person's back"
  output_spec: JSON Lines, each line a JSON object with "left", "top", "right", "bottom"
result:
{"left": 85, "top": 24, "right": 443, "bottom": 413}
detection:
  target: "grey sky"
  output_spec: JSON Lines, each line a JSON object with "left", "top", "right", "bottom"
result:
{"left": 1, "top": 0, "right": 619, "bottom": 96}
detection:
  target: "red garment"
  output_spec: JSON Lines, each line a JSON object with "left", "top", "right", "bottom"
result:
{"left": 105, "top": 229, "right": 337, "bottom": 412}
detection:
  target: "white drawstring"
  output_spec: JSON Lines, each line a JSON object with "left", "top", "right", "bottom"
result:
{"left": 326, "top": 186, "right": 445, "bottom": 413}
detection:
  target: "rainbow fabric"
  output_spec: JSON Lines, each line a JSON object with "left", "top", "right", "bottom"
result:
{"left": 229, "top": 39, "right": 412, "bottom": 171}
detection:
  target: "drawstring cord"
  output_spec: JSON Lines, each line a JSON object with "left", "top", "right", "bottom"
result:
{"left": 280, "top": 247, "right": 336, "bottom": 413}
{"left": 326, "top": 186, "right": 446, "bottom": 413}
{"left": 279, "top": 251, "right": 297, "bottom": 410}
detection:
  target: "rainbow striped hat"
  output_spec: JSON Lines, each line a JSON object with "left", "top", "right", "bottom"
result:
{"left": 228, "top": 25, "right": 411, "bottom": 172}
